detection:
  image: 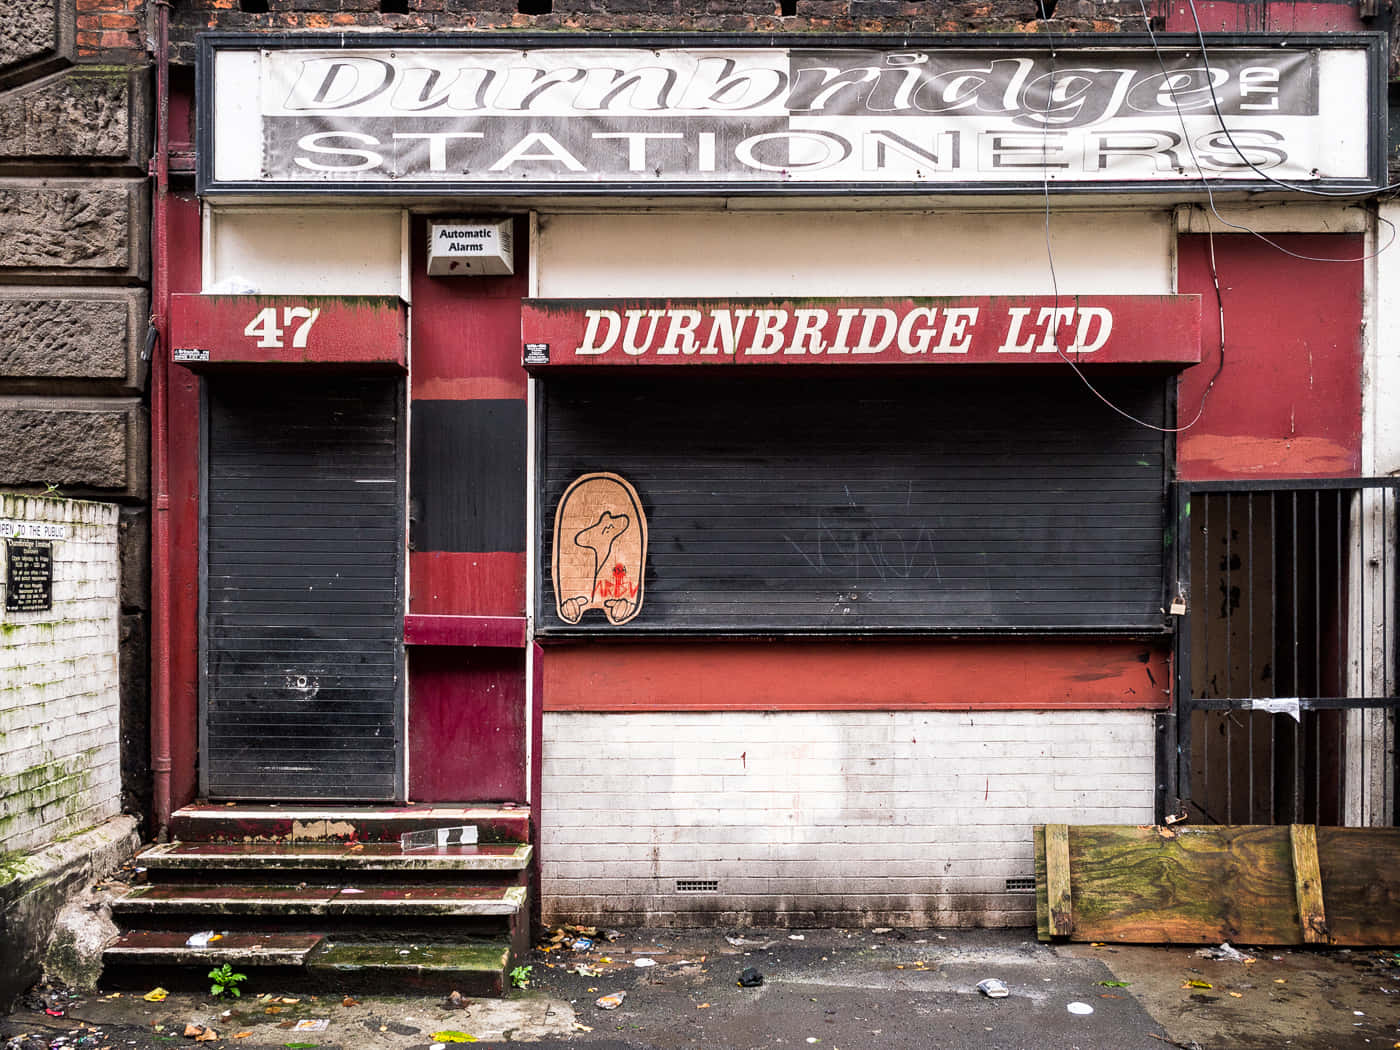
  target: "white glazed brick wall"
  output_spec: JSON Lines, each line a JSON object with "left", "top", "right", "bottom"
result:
{"left": 0, "top": 494, "right": 121, "bottom": 855}
{"left": 541, "top": 710, "right": 1156, "bottom": 927}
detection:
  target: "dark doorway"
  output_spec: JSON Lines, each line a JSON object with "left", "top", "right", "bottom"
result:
{"left": 201, "top": 375, "right": 405, "bottom": 801}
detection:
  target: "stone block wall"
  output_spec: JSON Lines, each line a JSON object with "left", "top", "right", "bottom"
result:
{"left": 0, "top": 494, "right": 121, "bottom": 855}
{"left": 541, "top": 710, "right": 1156, "bottom": 927}
{"left": 0, "top": 0, "right": 151, "bottom": 822}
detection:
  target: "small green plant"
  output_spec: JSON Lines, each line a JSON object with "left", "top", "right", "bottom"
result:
{"left": 509, "top": 964, "right": 532, "bottom": 989}
{"left": 208, "top": 963, "right": 247, "bottom": 998}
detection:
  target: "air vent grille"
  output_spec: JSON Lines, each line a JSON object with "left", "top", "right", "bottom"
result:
{"left": 676, "top": 879, "right": 719, "bottom": 893}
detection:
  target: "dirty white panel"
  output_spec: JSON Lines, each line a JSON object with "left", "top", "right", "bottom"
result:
{"left": 540, "top": 709, "right": 1155, "bottom": 927}
{"left": 205, "top": 207, "right": 404, "bottom": 296}
{"left": 536, "top": 210, "right": 1172, "bottom": 298}
{"left": 1373, "top": 203, "right": 1400, "bottom": 475}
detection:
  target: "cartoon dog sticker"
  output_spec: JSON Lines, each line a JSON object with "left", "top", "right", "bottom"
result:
{"left": 552, "top": 472, "right": 647, "bottom": 625}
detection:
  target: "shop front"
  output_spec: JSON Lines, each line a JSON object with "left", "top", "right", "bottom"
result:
{"left": 150, "top": 31, "right": 1385, "bottom": 930}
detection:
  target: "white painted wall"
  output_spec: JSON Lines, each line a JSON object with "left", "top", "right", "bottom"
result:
{"left": 0, "top": 495, "right": 120, "bottom": 855}
{"left": 542, "top": 710, "right": 1155, "bottom": 927}
{"left": 536, "top": 209, "right": 1173, "bottom": 297}
{"left": 205, "top": 207, "right": 406, "bottom": 297}
{"left": 1373, "top": 203, "right": 1400, "bottom": 476}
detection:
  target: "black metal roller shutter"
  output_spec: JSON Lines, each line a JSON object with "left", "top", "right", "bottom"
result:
{"left": 202, "top": 375, "right": 404, "bottom": 801}
{"left": 541, "top": 372, "right": 1168, "bottom": 634}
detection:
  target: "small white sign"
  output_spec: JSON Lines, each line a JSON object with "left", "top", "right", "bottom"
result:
{"left": 0, "top": 520, "right": 68, "bottom": 540}
{"left": 427, "top": 218, "right": 514, "bottom": 277}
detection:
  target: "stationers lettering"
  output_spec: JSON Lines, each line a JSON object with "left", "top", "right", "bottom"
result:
{"left": 241, "top": 45, "right": 1346, "bottom": 185}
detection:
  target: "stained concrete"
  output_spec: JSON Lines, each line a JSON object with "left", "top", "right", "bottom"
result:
{"left": 9, "top": 926, "right": 1400, "bottom": 1048}
{"left": 0, "top": 815, "right": 138, "bottom": 1013}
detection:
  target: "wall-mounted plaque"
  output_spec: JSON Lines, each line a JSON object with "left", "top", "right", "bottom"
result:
{"left": 6, "top": 539, "right": 53, "bottom": 613}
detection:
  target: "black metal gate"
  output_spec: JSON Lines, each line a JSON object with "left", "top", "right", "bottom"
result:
{"left": 1169, "top": 479, "right": 1399, "bottom": 826}
{"left": 201, "top": 375, "right": 405, "bottom": 801}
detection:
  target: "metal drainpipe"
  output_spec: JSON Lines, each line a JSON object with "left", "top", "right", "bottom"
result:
{"left": 149, "top": 0, "right": 173, "bottom": 841}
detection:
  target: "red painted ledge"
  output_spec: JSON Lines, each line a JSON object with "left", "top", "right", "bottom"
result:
{"left": 404, "top": 614, "right": 527, "bottom": 648}
{"left": 541, "top": 638, "right": 1172, "bottom": 711}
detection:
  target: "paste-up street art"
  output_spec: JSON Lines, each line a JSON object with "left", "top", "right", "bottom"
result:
{"left": 552, "top": 472, "right": 647, "bottom": 625}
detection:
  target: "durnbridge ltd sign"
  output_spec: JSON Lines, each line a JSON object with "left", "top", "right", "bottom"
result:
{"left": 201, "top": 34, "right": 1383, "bottom": 194}
{"left": 520, "top": 295, "right": 1201, "bottom": 367}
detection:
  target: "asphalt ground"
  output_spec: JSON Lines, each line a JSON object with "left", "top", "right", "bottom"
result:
{"left": 6, "top": 927, "right": 1400, "bottom": 1050}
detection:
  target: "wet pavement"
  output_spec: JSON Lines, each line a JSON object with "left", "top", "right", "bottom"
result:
{"left": 6, "top": 927, "right": 1400, "bottom": 1050}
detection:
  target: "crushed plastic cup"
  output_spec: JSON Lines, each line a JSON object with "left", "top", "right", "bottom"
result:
{"left": 596, "top": 991, "right": 626, "bottom": 1010}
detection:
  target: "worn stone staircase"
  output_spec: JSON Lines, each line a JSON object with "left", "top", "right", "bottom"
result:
{"left": 102, "top": 804, "right": 532, "bottom": 996}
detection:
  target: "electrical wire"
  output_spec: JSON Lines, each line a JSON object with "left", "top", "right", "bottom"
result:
{"left": 1141, "top": 0, "right": 1396, "bottom": 264}
{"left": 1182, "top": 0, "right": 1400, "bottom": 200}
{"left": 1036, "top": 0, "right": 1227, "bottom": 433}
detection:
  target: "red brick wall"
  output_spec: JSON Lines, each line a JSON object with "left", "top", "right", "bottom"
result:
{"left": 77, "top": 0, "right": 146, "bottom": 60}
{"left": 169, "top": 0, "right": 1179, "bottom": 63}
{"left": 168, "top": 0, "right": 1378, "bottom": 66}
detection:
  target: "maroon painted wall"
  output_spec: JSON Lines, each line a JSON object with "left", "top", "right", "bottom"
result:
{"left": 1176, "top": 233, "right": 1364, "bottom": 481}
{"left": 406, "top": 216, "right": 530, "bottom": 803}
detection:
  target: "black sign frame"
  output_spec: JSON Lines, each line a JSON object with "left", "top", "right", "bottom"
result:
{"left": 197, "top": 30, "right": 1388, "bottom": 198}
{"left": 5, "top": 539, "right": 54, "bottom": 613}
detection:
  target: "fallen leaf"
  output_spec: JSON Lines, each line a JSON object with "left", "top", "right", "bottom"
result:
{"left": 1229, "top": 992, "right": 1243, "bottom": 999}
{"left": 1275, "top": 979, "right": 1286, "bottom": 985}
{"left": 1097, "top": 981, "right": 1131, "bottom": 988}
{"left": 234, "top": 1033, "right": 252, "bottom": 1040}
{"left": 266, "top": 1007, "right": 282, "bottom": 1014}
{"left": 279, "top": 997, "right": 301, "bottom": 1004}
{"left": 1183, "top": 980, "right": 1213, "bottom": 989}
{"left": 432, "top": 1031, "right": 478, "bottom": 1043}
{"left": 184, "top": 1024, "right": 204, "bottom": 1037}
{"left": 195, "top": 1031, "right": 218, "bottom": 1043}
{"left": 697, "top": 1003, "right": 711, "bottom": 1009}
{"left": 143, "top": 988, "right": 169, "bottom": 1003}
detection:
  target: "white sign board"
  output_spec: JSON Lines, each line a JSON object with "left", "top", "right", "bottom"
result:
{"left": 427, "top": 218, "right": 515, "bottom": 276}
{"left": 204, "top": 38, "right": 1380, "bottom": 193}
{"left": 0, "top": 520, "right": 68, "bottom": 540}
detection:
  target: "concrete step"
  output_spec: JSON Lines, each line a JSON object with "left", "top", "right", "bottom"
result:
{"left": 104, "top": 930, "right": 324, "bottom": 966}
{"left": 308, "top": 939, "right": 512, "bottom": 996}
{"left": 139, "top": 841, "right": 532, "bottom": 874}
{"left": 169, "top": 803, "right": 530, "bottom": 845}
{"left": 114, "top": 883, "right": 528, "bottom": 919}
{"left": 101, "top": 933, "right": 512, "bottom": 997}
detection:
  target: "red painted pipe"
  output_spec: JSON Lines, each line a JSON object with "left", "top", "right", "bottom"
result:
{"left": 149, "top": 0, "right": 173, "bottom": 838}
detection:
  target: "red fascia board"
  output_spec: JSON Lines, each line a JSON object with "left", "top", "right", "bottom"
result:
{"left": 522, "top": 295, "right": 1201, "bottom": 369}
{"left": 404, "top": 614, "right": 528, "bottom": 648}
{"left": 170, "top": 294, "right": 407, "bottom": 369}
{"left": 541, "top": 638, "right": 1172, "bottom": 711}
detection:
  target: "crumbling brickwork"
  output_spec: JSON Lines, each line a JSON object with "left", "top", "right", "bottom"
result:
{"left": 167, "top": 0, "right": 1174, "bottom": 64}
{"left": 75, "top": 0, "right": 145, "bottom": 60}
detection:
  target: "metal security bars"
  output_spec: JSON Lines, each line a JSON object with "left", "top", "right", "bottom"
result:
{"left": 1171, "top": 479, "right": 1399, "bottom": 827}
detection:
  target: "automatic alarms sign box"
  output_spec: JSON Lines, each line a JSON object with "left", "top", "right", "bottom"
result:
{"left": 203, "top": 36, "right": 1381, "bottom": 193}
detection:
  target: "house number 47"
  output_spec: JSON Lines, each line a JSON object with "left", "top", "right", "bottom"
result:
{"left": 243, "top": 306, "right": 322, "bottom": 348}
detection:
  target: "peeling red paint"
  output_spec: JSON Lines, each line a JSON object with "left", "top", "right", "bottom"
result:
{"left": 1177, "top": 234, "right": 1362, "bottom": 482}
